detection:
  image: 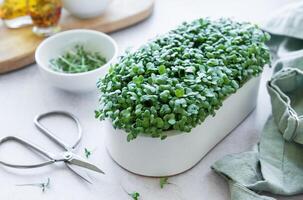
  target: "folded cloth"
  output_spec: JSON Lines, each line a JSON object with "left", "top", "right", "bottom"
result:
{"left": 261, "top": 1, "right": 303, "bottom": 40}
{"left": 212, "top": 68, "right": 303, "bottom": 200}
{"left": 268, "top": 68, "right": 303, "bottom": 144}
{"left": 212, "top": 2, "right": 303, "bottom": 199}
{"left": 260, "top": 1, "right": 303, "bottom": 65}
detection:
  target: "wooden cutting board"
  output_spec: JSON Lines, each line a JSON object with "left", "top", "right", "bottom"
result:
{"left": 0, "top": 0, "right": 154, "bottom": 74}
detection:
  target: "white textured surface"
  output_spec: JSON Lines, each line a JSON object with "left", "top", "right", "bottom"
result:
{"left": 0, "top": 0, "right": 301, "bottom": 199}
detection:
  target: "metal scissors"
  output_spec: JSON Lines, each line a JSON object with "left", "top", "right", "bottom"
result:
{"left": 0, "top": 111, "right": 104, "bottom": 183}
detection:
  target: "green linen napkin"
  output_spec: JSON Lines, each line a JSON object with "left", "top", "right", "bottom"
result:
{"left": 213, "top": 69, "right": 303, "bottom": 200}
{"left": 212, "top": 2, "right": 303, "bottom": 199}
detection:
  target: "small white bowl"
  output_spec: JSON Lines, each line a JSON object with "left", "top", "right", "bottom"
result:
{"left": 62, "top": 0, "right": 110, "bottom": 19}
{"left": 35, "top": 29, "right": 118, "bottom": 92}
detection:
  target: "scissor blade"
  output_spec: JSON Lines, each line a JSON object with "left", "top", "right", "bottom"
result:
{"left": 66, "top": 163, "right": 92, "bottom": 184}
{"left": 68, "top": 155, "right": 105, "bottom": 174}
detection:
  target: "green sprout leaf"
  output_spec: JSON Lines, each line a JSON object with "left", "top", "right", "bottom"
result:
{"left": 160, "top": 177, "right": 170, "bottom": 189}
{"left": 121, "top": 186, "right": 140, "bottom": 200}
{"left": 175, "top": 88, "right": 185, "bottom": 97}
{"left": 127, "top": 134, "right": 135, "bottom": 142}
{"left": 168, "top": 118, "right": 176, "bottom": 125}
{"left": 84, "top": 148, "right": 92, "bottom": 159}
{"left": 158, "top": 65, "right": 166, "bottom": 75}
{"left": 129, "top": 192, "right": 140, "bottom": 200}
{"left": 94, "top": 110, "right": 102, "bottom": 119}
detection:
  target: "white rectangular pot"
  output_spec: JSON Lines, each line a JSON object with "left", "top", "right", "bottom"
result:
{"left": 103, "top": 76, "right": 261, "bottom": 177}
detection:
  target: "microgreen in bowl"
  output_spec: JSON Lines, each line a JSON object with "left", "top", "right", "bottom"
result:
{"left": 49, "top": 45, "right": 107, "bottom": 73}
{"left": 96, "top": 18, "right": 271, "bottom": 141}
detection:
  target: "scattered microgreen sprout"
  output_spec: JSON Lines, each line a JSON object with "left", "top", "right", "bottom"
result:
{"left": 84, "top": 148, "right": 92, "bottom": 159}
{"left": 121, "top": 186, "right": 140, "bottom": 200}
{"left": 16, "top": 177, "right": 50, "bottom": 192}
{"left": 41, "top": 178, "right": 50, "bottom": 192}
{"left": 128, "top": 192, "right": 140, "bottom": 200}
{"left": 96, "top": 18, "right": 271, "bottom": 141}
{"left": 50, "top": 45, "right": 107, "bottom": 73}
{"left": 160, "top": 177, "right": 170, "bottom": 189}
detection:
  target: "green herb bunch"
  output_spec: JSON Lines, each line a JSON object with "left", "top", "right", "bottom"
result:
{"left": 96, "top": 18, "right": 270, "bottom": 141}
{"left": 50, "top": 45, "right": 107, "bottom": 73}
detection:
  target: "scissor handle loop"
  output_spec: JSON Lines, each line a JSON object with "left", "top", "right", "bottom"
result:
{"left": 34, "top": 111, "right": 82, "bottom": 151}
{"left": 0, "top": 136, "right": 56, "bottom": 168}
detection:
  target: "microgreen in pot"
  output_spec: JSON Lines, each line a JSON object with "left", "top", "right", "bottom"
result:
{"left": 95, "top": 18, "right": 271, "bottom": 141}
